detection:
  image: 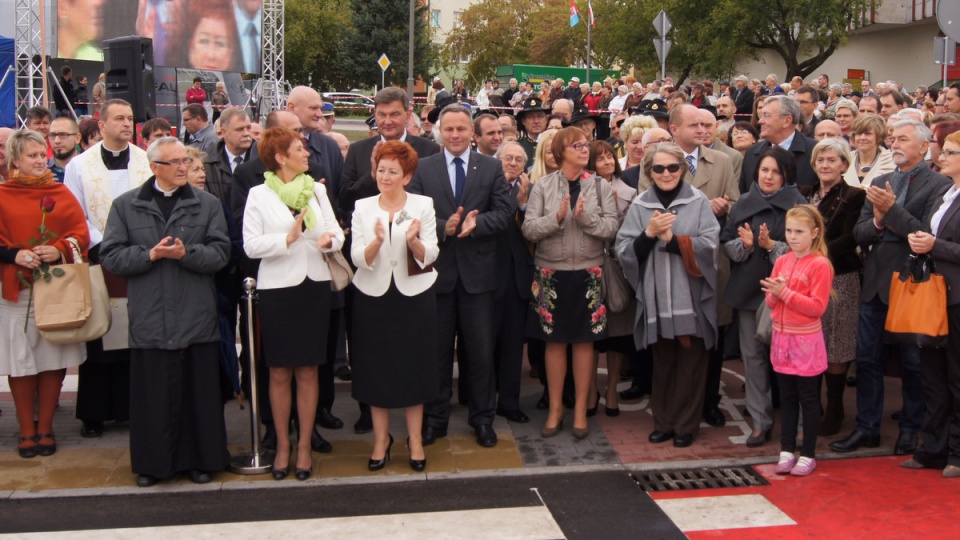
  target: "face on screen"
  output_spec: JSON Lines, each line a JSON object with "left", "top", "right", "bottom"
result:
{"left": 189, "top": 17, "right": 234, "bottom": 71}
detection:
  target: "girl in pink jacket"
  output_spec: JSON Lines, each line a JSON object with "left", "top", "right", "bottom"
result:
{"left": 761, "top": 205, "right": 834, "bottom": 477}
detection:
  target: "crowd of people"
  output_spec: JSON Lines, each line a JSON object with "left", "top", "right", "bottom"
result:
{"left": 3, "top": 70, "right": 960, "bottom": 488}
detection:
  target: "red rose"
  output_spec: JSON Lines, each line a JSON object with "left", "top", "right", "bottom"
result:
{"left": 40, "top": 196, "right": 56, "bottom": 213}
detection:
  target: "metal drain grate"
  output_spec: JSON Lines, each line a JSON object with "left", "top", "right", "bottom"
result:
{"left": 632, "top": 466, "right": 769, "bottom": 492}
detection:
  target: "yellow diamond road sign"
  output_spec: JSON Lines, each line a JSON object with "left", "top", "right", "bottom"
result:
{"left": 378, "top": 54, "right": 391, "bottom": 72}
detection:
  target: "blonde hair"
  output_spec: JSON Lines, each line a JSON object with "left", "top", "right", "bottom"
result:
{"left": 786, "top": 205, "right": 829, "bottom": 259}
{"left": 530, "top": 129, "right": 559, "bottom": 184}
{"left": 620, "top": 115, "right": 656, "bottom": 142}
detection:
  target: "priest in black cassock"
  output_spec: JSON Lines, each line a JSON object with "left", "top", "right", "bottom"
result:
{"left": 100, "top": 137, "right": 231, "bottom": 487}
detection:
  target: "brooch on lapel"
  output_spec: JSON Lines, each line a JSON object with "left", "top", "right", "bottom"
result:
{"left": 395, "top": 209, "right": 412, "bottom": 226}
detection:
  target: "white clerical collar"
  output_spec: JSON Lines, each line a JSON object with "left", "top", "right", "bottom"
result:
{"left": 102, "top": 142, "right": 129, "bottom": 156}
{"left": 153, "top": 181, "right": 179, "bottom": 197}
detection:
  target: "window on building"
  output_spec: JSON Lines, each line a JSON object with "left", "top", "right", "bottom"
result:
{"left": 454, "top": 11, "right": 463, "bottom": 27}
{"left": 430, "top": 10, "right": 440, "bottom": 28}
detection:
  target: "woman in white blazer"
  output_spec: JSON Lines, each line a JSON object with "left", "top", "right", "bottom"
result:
{"left": 242, "top": 128, "right": 344, "bottom": 481}
{"left": 349, "top": 141, "right": 439, "bottom": 473}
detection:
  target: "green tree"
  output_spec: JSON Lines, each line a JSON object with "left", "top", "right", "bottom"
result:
{"left": 337, "top": 0, "right": 435, "bottom": 90}
{"left": 285, "top": 0, "right": 351, "bottom": 88}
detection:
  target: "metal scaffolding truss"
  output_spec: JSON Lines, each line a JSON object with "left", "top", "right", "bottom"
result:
{"left": 257, "top": 0, "right": 287, "bottom": 117}
{"left": 13, "top": 0, "right": 46, "bottom": 127}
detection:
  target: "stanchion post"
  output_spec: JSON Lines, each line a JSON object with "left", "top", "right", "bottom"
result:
{"left": 229, "top": 278, "right": 275, "bottom": 474}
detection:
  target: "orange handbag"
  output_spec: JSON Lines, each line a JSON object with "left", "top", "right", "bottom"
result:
{"left": 884, "top": 254, "right": 949, "bottom": 348}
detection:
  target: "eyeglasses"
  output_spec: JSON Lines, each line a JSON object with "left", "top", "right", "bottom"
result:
{"left": 49, "top": 132, "right": 79, "bottom": 139}
{"left": 651, "top": 163, "right": 682, "bottom": 174}
{"left": 568, "top": 142, "right": 590, "bottom": 152}
{"left": 182, "top": 116, "right": 195, "bottom": 122}
{"left": 153, "top": 159, "right": 190, "bottom": 168}
{"left": 501, "top": 156, "right": 526, "bottom": 164}
{"left": 941, "top": 150, "right": 960, "bottom": 158}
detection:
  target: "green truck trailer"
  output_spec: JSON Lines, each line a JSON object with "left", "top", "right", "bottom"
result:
{"left": 496, "top": 64, "right": 620, "bottom": 86}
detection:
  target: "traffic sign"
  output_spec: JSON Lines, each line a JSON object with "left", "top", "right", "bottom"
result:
{"left": 653, "top": 10, "right": 672, "bottom": 38}
{"left": 654, "top": 39, "right": 672, "bottom": 66}
{"left": 938, "top": 3, "right": 960, "bottom": 44}
{"left": 378, "top": 54, "right": 391, "bottom": 72}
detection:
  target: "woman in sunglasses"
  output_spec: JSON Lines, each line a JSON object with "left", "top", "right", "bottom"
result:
{"left": 615, "top": 142, "right": 720, "bottom": 448}
{"left": 521, "top": 127, "right": 619, "bottom": 440}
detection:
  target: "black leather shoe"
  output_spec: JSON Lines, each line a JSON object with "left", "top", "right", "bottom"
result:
{"left": 317, "top": 408, "right": 344, "bottom": 429}
{"left": 893, "top": 431, "right": 918, "bottom": 456}
{"left": 311, "top": 426, "right": 333, "bottom": 453}
{"left": 136, "top": 474, "right": 159, "bottom": 487}
{"left": 475, "top": 424, "right": 498, "bottom": 447}
{"left": 673, "top": 433, "right": 694, "bottom": 448}
{"left": 368, "top": 434, "right": 394, "bottom": 471}
{"left": 188, "top": 469, "right": 212, "bottom": 484}
{"left": 648, "top": 430, "right": 675, "bottom": 443}
{"left": 496, "top": 408, "right": 530, "bottom": 423}
{"left": 260, "top": 424, "right": 278, "bottom": 451}
{"left": 17, "top": 436, "right": 39, "bottom": 459}
{"left": 80, "top": 421, "right": 104, "bottom": 438}
{"left": 295, "top": 468, "right": 312, "bottom": 481}
{"left": 334, "top": 365, "right": 352, "bottom": 381}
{"left": 619, "top": 385, "right": 647, "bottom": 401}
{"left": 354, "top": 410, "right": 373, "bottom": 434}
{"left": 536, "top": 391, "right": 549, "bottom": 410}
{"left": 703, "top": 407, "right": 726, "bottom": 427}
{"left": 409, "top": 458, "right": 426, "bottom": 472}
{"left": 829, "top": 430, "right": 880, "bottom": 453}
{"left": 422, "top": 425, "right": 447, "bottom": 447}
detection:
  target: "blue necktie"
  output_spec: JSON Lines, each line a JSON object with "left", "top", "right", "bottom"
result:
{"left": 686, "top": 154, "right": 697, "bottom": 176}
{"left": 454, "top": 156, "right": 466, "bottom": 206}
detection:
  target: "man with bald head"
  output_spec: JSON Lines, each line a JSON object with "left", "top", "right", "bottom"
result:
{"left": 699, "top": 108, "right": 743, "bottom": 181}
{"left": 328, "top": 131, "right": 350, "bottom": 160}
{"left": 552, "top": 99, "right": 573, "bottom": 123}
{"left": 287, "top": 86, "right": 344, "bottom": 213}
{"left": 0, "top": 127, "right": 13, "bottom": 182}
{"left": 814, "top": 119, "right": 843, "bottom": 141}
{"left": 716, "top": 96, "right": 736, "bottom": 133}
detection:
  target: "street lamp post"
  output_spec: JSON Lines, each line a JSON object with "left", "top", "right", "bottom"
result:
{"left": 407, "top": 0, "right": 415, "bottom": 106}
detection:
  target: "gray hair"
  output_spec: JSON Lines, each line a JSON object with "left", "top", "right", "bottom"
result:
{"left": 219, "top": 107, "right": 249, "bottom": 129}
{"left": 552, "top": 98, "right": 574, "bottom": 111}
{"left": 618, "top": 85, "right": 628, "bottom": 94}
{"left": 641, "top": 142, "right": 687, "bottom": 180}
{"left": 891, "top": 119, "right": 932, "bottom": 143}
{"left": 897, "top": 108, "right": 923, "bottom": 123}
{"left": 494, "top": 140, "right": 528, "bottom": 161}
{"left": 146, "top": 136, "right": 184, "bottom": 162}
{"left": 810, "top": 137, "right": 853, "bottom": 169}
{"left": 7, "top": 129, "right": 47, "bottom": 165}
{"left": 766, "top": 95, "right": 802, "bottom": 126}
{"left": 835, "top": 98, "right": 858, "bottom": 115}
{"left": 829, "top": 83, "right": 843, "bottom": 96}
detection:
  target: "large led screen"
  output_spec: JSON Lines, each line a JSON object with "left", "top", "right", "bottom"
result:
{"left": 56, "top": 0, "right": 263, "bottom": 75}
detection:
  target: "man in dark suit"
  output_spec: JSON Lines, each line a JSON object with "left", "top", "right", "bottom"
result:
{"left": 408, "top": 105, "right": 513, "bottom": 447}
{"left": 493, "top": 142, "right": 534, "bottom": 424}
{"left": 739, "top": 95, "right": 818, "bottom": 193}
{"left": 336, "top": 87, "right": 440, "bottom": 434}
{"left": 231, "top": 110, "right": 336, "bottom": 454}
{"left": 732, "top": 75, "right": 754, "bottom": 117}
{"left": 831, "top": 119, "right": 952, "bottom": 455}
{"left": 338, "top": 87, "right": 441, "bottom": 227}
{"left": 286, "top": 86, "right": 345, "bottom": 216}
{"left": 794, "top": 86, "right": 822, "bottom": 138}
{"left": 203, "top": 108, "right": 256, "bottom": 204}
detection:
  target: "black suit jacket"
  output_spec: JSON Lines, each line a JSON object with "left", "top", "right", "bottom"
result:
{"left": 408, "top": 150, "right": 512, "bottom": 295}
{"left": 621, "top": 164, "right": 641, "bottom": 191}
{"left": 925, "top": 182, "right": 960, "bottom": 305}
{"left": 496, "top": 183, "right": 534, "bottom": 300}
{"left": 734, "top": 87, "right": 754, "bottom": 116}
{"left": 231, "top": 156, "right": 328, "bottom": 278}
{"left": 305, "top": 131, "right": 345, "bottom": 216}
{"left": 338, "top": 135, "right": 440, "bottom": 225}
{"left": 203, "top": 140, "right": 258, "bottom": 204}
{"left": 854, "top": 166, "right": 951, "bottom": 303}
{"left": 739, "top": 134, "right": 818, "bottom": 194}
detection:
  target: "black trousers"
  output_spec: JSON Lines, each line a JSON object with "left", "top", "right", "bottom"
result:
{"left": 426, "top": 280, "right": 496, "bottom": 429}
{"left": 915, "top": 304, "right": 960, "bottom": 468}
{"left": 75, "top": 343, "right": 130, "bottom": 423}
{"left": 777, "top": 372, "right": 821, "bottom": 458}
{"left": 494, "top": 289, "right": 528, "bottom": 412}
{"left": 703, "top": 326, "right": 727, "bottom": 411}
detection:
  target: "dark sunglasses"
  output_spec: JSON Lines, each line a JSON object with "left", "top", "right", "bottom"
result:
{"left": 651, "top": 163, "right": 682, "bottom": 174}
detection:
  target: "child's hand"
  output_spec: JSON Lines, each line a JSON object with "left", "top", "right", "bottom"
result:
{"left": 760, "top": 275, "right": 787, "bottom": 296}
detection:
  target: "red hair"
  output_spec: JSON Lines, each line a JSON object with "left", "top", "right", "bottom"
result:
{"left": 374, "top": 140, "right": 419, "bottom": 176}
{"left": 257, "top": 127, "right": 300, "bottom": 171}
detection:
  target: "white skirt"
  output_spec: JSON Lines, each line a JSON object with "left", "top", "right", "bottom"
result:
{"left": 0, "top": 288, "right": 86, "bottom": 377}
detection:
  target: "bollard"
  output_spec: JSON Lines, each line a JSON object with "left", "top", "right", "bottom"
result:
{"left": 229, "top": 278, "right": 275, "bottom": 474}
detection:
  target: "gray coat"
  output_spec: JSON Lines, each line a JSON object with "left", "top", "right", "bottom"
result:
{"left": 100, "top": 180, "right": 230, "bottom": 350}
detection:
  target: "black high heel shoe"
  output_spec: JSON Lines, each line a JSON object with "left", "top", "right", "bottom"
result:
{"left": 409, "top": 457, "right": 427, "bottom": 472}
{"left": 586, "top": 392, "right": 601, "bottom": 418}
{"left": 272, "top": 448, "right": 291, "bottom": 480}
{"left": 295, "top": 467, "right": 312, "bottom": 481}
{"left": 368, "top": 434, "right": 394, "bottom": 471}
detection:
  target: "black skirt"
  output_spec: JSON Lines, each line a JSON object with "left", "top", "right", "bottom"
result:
{"left": 527, "top": 267, "right": 608, "bottom": 343}
{"left": 258, "top": 278, "right": 331, "bottom": 367}
{"left": 350, "top": 281, "right": 438, "bottom": 408}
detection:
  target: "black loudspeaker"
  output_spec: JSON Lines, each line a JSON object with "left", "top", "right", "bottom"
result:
{"left": 103, "top": 36, "right": 156, "bottom": 123}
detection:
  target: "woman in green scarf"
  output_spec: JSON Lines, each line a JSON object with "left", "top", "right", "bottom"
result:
{"left": 243, "top": 127, "right": 345, "bottom": 481}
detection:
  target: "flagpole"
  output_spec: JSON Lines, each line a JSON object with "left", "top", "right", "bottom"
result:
{"left": 586, "top": 16, "right": 591, "bottom": 86}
